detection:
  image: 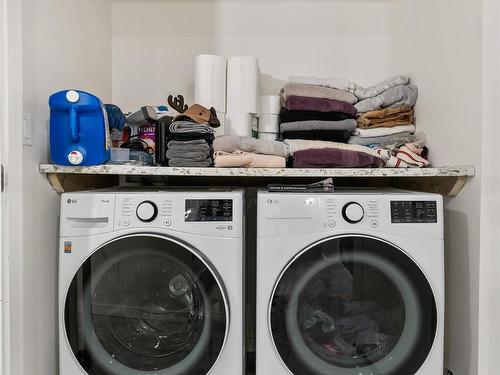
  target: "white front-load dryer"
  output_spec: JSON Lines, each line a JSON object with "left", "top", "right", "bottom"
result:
{"left": 256, "top": 189, "right": 444, "bottom": 375}
{"left": 59, "top": 189, "right": 244, "bottom": 375}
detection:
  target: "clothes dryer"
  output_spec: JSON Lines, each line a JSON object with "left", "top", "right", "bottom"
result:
{"left": 256, "top": 190, "right": 444, "bottom": 375}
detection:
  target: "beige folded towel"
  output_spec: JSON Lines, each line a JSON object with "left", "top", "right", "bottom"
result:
{"left": 282, "top": 83, "right": 357, "bottom": 105}
{"left": 214, "top": 151, "right": 286, "bottom": 168}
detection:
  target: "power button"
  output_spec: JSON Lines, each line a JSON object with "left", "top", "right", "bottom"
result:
{"left": 164, "top": 218, "right": 173, "bottom": 227}
{"left": 328, "top": 220, "right": 337, "bottom": 228}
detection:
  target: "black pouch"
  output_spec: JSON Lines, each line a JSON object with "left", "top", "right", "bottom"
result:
{"left": 155, "top": 116, "right": 173, "bottom": 166}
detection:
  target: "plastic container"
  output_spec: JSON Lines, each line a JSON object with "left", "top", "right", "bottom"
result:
{"left": 258, "top": 114, "right": 280, "bottom": 134}
{"left": 259, "top": 132, "right": 278, "bottom": 142}
{"left": 110, "top": 148, "right": 130, "bottom": 162}
{"left": 259, "top": 95, "right": 281, "bottom": 115}
{"left": 49, "top": 90, "right": 110, "bottom": 166}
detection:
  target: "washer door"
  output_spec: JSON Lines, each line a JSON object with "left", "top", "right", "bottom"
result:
{"left": 270, "top": 235, "right": 437, "bottom": 375}
{"left": 65, "top": 235, "right": 228, "bottom": 375}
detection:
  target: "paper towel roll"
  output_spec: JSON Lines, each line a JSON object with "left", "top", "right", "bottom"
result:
{"left": 259, "top": 95, "right": 281, "bottom": 115}
{"left": 258, "top": 114, "right": 279, "bottom": 134}
{"left": 227, "top": 56, "right": 259, "bottom": 114}
{"left": 226, "top": 113, "right": 254, "bottom": 137}
{"left": 194, "top": 54, "right": 227, "bottom": 113}
{"left": 258, "top": 132, "right": 278, "bottom": 142}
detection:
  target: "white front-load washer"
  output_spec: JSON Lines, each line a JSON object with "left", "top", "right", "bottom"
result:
{"left": 59, "top": 189, "right": 244, "bottom": 375}
{"left": 256, "top": 189, "right": 444, "bottom": 375}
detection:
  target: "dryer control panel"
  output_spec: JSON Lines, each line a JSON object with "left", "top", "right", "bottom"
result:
{"left": 60, "top": 190, "right": 244, "bottom": 238}
{"left": 257, "top": 190, "right": 443, "bottom": 240}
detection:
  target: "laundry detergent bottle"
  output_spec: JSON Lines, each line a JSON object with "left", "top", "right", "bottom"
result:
{"left": 49, "top": 90, "right": 111, "bottom": 166}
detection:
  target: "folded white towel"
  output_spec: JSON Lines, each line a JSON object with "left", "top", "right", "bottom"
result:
{"left": 354, "top": 124, "right": 416, "bottom": 138}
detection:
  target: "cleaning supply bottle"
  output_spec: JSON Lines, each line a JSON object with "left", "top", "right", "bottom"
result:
{"left": 49, "top": 90, "right": 111, "bottom": 166}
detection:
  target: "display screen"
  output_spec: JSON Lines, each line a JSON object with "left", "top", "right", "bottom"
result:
{"left": 185, "top": 200, "right": 233, "bottom": 222}
{"left": 391, "top": 201, "right": 437, "bottom": 223}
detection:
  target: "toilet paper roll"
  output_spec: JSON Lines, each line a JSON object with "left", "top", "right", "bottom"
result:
{"left": 259, "top": 95, "right": 281, "bottom": 115}
{"left": 258, "top": 114, "right": 280, "bottom": 134}
{"left": 258, "top": 132, "right": 279, "bottom": 142}
{"left": 214, "top": 111, "right": 226, "bottom": 138}
{"left": 227, "top": 56, "right": 259, "bottom": 114}
{"left": 225, "top": 113, "right": 254, "bottom": 137}
{"left": 194, "top": 54, "right": 227, "bottom": 113}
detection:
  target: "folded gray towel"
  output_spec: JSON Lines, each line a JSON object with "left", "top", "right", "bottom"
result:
{"left": 167, "top": 139, "right": 210, "bottom": 147}
{"left": 213, "top": 136, "right": 288, "bottom": 157}
{"left": 166, "top": 149, "right": 211, "bottom": 161}
{"left": 168, "top": 158, "right": 213, "bottom": 167}
{"left": 169, "top": 120, "right": 214, "bottom": 134}
{"left": 354, "top": 75, "right": 409, "bottom": 100}
{"left": 280, "top": 119, "right": 357, "bottom": 133}
{"left": 355, "top": 85, "right": 418, "bottom": 113}
{"left": 348, "top": 132, "right": 418, "bottom": 148}
{"left": 167, "top": 140, "right": 211, "bottom": 154}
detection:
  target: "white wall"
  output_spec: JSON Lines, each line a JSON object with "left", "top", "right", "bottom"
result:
{"left": 111, "top": 0, "right": 399, "bottom": 111}
{"left": 19, "top": 1, "right": 486, "bottom": 374}
{"left": 478, "top": 0, "right": 500, "bottom": 373}
{"left": 396, "top": 1, "right": 483, "bottom": 373}
{"left": 22, "top": 0, "right": 112, "bottom": 374}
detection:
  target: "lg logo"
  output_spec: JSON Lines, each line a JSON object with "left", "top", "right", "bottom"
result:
{"left": 67, "top": 199, "right": 77, "bottom": 204}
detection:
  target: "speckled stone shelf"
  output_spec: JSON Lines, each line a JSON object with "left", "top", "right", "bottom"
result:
{"left": 39, "top": 164, "right": 475, "bottom": 195}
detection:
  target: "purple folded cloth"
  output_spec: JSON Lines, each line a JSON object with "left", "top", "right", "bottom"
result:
{"left": 286, "top": 96, "right": 358, "bottom": 117}
{"left": 293, "top": 148, "right": 382, "bottom": 168}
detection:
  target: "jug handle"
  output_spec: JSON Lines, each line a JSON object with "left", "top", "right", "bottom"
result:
{"left": 70, "top": 106, "right": 80, "bottom": 143}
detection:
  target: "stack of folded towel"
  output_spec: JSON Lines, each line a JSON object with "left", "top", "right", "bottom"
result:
{"left": 166, "top": 120, "right": 215, "bottom": 167}
{"left": 279, "top": 83, "right": 358, "bottom": 143}
{"left": 279, "top": 75, "right": 429, "bottom": 168}
{"left": 213, "top": 136, "right": 288, "bottom": 168}
{"left": 348, "top": 75, "right": 419, "bottom": 147}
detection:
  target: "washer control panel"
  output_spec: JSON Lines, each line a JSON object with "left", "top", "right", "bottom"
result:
{"left": 113, "top": 192, "right": 243, "bottom": 237}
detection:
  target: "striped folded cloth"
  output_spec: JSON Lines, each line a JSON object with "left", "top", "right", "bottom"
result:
{"left": 373, "top": 143, "right": 429, "bottom": 168}
{"left": 169, "top": 120, "right": 214, "bottom": 134}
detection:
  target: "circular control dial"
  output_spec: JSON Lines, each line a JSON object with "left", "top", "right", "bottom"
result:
{"left": 136, "top": 201, "right": 158, "bottom": 222}
{"left": 342, "top": 202, "right": 365, "bottom": 224}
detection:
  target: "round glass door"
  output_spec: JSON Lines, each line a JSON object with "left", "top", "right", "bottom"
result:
{"left": 65, "top": 235, "right": 228, "bottom": 375}
{"left": 270, "top": 236, "right": 437, "bottom": 375}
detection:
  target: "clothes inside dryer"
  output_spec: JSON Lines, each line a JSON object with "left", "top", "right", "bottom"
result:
{"left": 298, "top": 261, "right": 405, "bottom": 367}
{"left": 270, "top": 236, "right": 437, "bottom": 375}
{"left": 64, "top": 235, "right": 228, "bottom": 375}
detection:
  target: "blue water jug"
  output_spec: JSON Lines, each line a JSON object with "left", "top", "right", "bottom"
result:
{"left": 49, "top": 90, "right": 110, "bottom": 166}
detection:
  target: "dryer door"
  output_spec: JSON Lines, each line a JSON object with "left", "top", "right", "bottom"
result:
{"left": 64, "top": 234, "right": 228, "bottom": 375}
{"left": 270, "top": 235, "right": 437, "bottom": 375}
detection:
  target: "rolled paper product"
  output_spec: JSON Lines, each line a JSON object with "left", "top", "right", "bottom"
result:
{"left": 225, "top": 113, "right": 254, "bottom": 137}
{"left": 259, "top": 95, "right": 281, "bottom": 115}
{"left": 258, "top": 132, "right": 278, "bottom": 142}
{"left": 258, "top": 113, "right": 280, "bottom": 134}
{"left": 227, "top": 56, "right": 259, "bottom": 114}
{"left": 194, "top": 54, "right": 227, "bottom": 113}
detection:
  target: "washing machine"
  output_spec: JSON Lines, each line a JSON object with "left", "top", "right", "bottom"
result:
{"left": 256, "top": 189, "right": 444, "bottom": 375}
{"left": 59, "top": 189, "right": 244, "bottom": 375}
